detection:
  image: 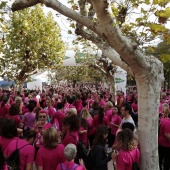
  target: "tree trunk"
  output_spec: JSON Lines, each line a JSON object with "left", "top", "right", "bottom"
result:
{"left": 136, "top": 73, "right": 162, "bottom": 170}
{"left": 108, "top": 74, "right": 117, "bottom": 104}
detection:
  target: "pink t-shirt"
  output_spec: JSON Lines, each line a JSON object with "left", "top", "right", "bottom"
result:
{"left": 46, "top": 106, "right": 55, "bottom": 118}
{"left": 0, "top": 136, "right": 19, "bottom": 152}
{"left": 0, "top": 104, "right": 9, "bottom": 117}
{"left": 79, "top": 127, "right": 88, "bottom": 147}
{"left": 131, "top": 103, "right": 138, "bottom": 112}
{"left": 93, "top": 115, "right": 109, "bottom": 129}
{"left": 34, "top": 123, "right": 52, "bottom": 148}
{"left": 110, "top": 115, "right": 122, "bottom": 135}
{"left": 6, "top": 114, "right": 21, "bottom": 128}
{"left": 86, "top": 118, "right": 96, "bottom": 136}
{"left": 56, "top": 161, "right": 85, "bottom": 170}
{"left": 62, "top": 131, "right": 79, "bottom": 147}
{"left": 23, "top": 112, "right": 35, "bottom": 130}
{"left": 105, "top": 108, "right": 113, "bottom": 122}
{"left": 74, "top": 100, "right": 83, "bottom": 113}
{"left": 4, "top": 139, "right": 35, "bottom": 170}
{"left": 54, "top": 110, "right": 65, "bottom": 130}
{"left": 158, "top": 118, "right": 170, "bottom": 147}
{"left": 99, "top": 100, "right": 106, "bottom": 108}
{"left": 117, "top": 148, "right": 140, "bottom": 170}
{"left": 36, "top": 144, "right": 65, "bottom": 170}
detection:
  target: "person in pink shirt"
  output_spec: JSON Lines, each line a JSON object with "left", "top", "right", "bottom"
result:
{"left": 0, "top": 118, "right": 19, "bottom": 152}
{"left": 93, "top": 106, "right": 109, "bottom": 129}
{"left": 6, "top": 103, "right": 22, "bottom": 128}
{"left": 109, "top": 106, "right": 122, "bottom": 147}
{"left": 45, "top": 97, "right": 56, "bottom": 119}
{"left": 36, "top": 127, "right": 65, "bottom": 170}
{"left": 112, "top": 129, "right": 140, "bottom": 170}
{"left": 62, "top": 115, "right": 80, "bottom": 148}
{"left": 51, "top": 102, "right": 65, "bottom": 131}
{"left": 56, "top": 144, "right": 85, "bottom": 170}
{"left": 5, "top": 130, "right": 36, "bottom": 170}
{"left": 105, "top": 101, "right": 114, "bottom": 122}
{"left": 0, "top": 97, "right": 10, "bottom": 118}
{"left": 98, "top": 95, "right": 106, "bottom": 108}
{"left": 74, "top": 94, "right": 83, "bottom": 116}
{"left": 79, "top": 118, "right": 88, "bottom": 148}
{"left": 81, "top": 108, "right": 96, "bottom": 147}
{"left": 34, "top": 110, "right": 52, "bottom": 149}
{"left": 22, "top": 103, "right": 36, "bottom": 131}
{"left": 158, "top": 105, "right": 170, "bottom": 170}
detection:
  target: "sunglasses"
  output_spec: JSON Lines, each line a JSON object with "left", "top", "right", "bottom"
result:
{"left": 39, "top": 116, "right": 46, "bottom": 118}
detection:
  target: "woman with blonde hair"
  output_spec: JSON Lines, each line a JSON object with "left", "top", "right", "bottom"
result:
{"left": 112, "top": 129, "right": 140, "bottom": 170}
{"left": 159, "top": 103, "right": 170, "bottom": 169}
{"left": 36, "top": 127, "right": 65, "bottom": 170}
{"left": 82, "top": 108, "right": 95, "bottom": 147}
{"left": 162, "top": 103, "right": 170, "bottom": 118}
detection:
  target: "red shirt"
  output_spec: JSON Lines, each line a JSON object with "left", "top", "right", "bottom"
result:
{"left": 36, "top": 144, "right": 65, "bottom": 170}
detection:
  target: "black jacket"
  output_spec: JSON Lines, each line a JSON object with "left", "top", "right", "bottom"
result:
{"left": 92, "top": 144, "right": 111, "bottom": 170}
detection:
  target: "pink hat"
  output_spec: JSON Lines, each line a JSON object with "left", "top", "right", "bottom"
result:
{"left": 39, "top": 109, "right": 48, "bottom": 115}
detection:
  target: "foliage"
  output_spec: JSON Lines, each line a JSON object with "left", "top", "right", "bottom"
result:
{"left": 54, "top": 65, "right": 105, "bottom": 83}
{"left": 1, "top": 5, "right": 65, "bottom": 84}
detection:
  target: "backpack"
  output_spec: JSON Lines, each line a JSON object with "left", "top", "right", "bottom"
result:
{"left": 60, "top": 163, "right": 79, "bottom": 170}
{"left": 6, "top": 140, "right": 30, "bottom": 170}
{"left": 69, "top": 134, "right": 88, "bottom": 162}
{"left": 84, "top": 150, "right": 94, "bottom": 170}
{"left": 128, "top": 152, "right": 140, "bottom": 170}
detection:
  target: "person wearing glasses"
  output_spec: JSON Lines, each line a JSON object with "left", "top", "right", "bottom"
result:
{"left": 34, "top": 110, "right": 52, "bottom": 156}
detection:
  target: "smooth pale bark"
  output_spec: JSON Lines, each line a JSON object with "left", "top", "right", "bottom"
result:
{"left": 136, "top": 71, "right": 163, "bottom": 170}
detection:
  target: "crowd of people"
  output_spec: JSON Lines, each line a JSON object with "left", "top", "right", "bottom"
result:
{"left": 0, "top": 84, "right": 169, "bottom": 170}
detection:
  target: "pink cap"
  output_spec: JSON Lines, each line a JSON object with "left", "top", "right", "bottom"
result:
{"left": 39, "top": 109, "right": 48, "bottom": 115}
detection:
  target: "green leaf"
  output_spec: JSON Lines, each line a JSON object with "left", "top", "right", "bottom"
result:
{"left": 0, "top": 1, "right": 7, "bottom": 9}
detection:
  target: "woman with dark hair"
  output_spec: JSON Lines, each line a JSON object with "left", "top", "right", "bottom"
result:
{"left": 6, "top": 103, "right": 22, "bottom": 128}
{"left": 0, "top": 119, "right": 19, "bottom": 152}
{"left": 36, "top": 127, "right": 65, "bottom": 170}
{"left": 0, "top": 97, "right": 9, "bottom": 118}
{"left": 112, "top": 129, "right": 140, "bottom": 170}
{"left": 93, "top": 106, "right": 109, "bottom": 129}
{"left": 89, "top": 101, "right": 99, "bottom": 117}
{"left": 109, "top": 106, "right": 122, "bottom": 147}
{"left": 5, "top": 129, "right": 36, "bottom": 170}
{"left": 90, "top": 125, "right": 112, "bottom": 170}
{"left": 22, "top": 103, "right": 36, "bottom": 131}
{"left": 62, "top": 114, "right": 80, "bottom": 147}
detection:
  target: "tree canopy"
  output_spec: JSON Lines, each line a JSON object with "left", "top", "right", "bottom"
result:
{"left": 1, "top": 5, "right": 65, "bottom": 84}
